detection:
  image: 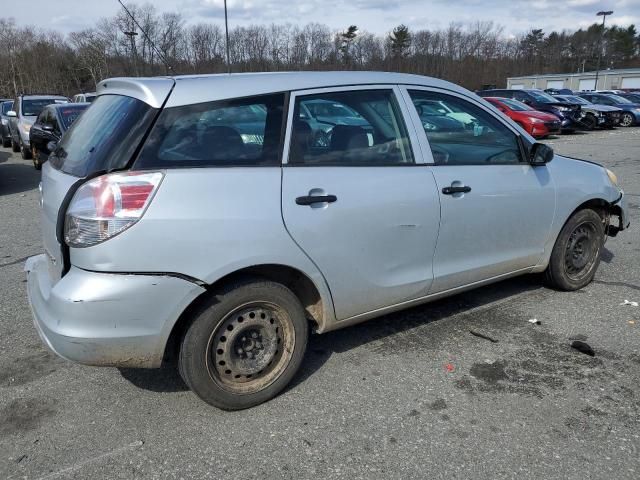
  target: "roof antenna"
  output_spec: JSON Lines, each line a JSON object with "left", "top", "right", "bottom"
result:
{"left": 116, "top": 0, "right": 173, "bottom": 75}
{"left": 224, "top": 0, "right": 231, "bottom": 73}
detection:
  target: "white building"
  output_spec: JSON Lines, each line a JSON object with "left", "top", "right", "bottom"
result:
{"left": 506, "top": 68, "right": 640, "bottom": 91}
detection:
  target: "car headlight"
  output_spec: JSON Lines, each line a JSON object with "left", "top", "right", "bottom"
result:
{"left": 529, "top": 118, "right": 544, "bottom": 124}
{"left": 635, "top": 108, "right": 640, "bottom": 113}
{"left": 21, "top": 123, "right": 31, "bottom": 134}
{"left": 1, "top": 118, "right": 7, "bottom": 126}
{"left": 606, "top": 168, "right": 618, "bottom": 187}
{"left": 556, "top": 106, "right": 571, "bottom": 112}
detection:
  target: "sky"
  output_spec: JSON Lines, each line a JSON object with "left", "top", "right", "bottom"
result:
{"left": 5, "top": 0, "right": 640, "bottom": 36}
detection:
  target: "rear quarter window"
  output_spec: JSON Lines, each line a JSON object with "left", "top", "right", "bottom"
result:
{"left": 135, "top": 93, "right": 285, "bottom": 168}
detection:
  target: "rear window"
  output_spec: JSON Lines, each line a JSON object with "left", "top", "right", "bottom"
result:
{"left": 135, "top": 93, "right": 285, "bottom": 168}
{"left": 1, "top": 101, "right": 13, "bottom": 114}
{"left": 49, "top": 95, "right": 156, "bottom": 177}
{"left": 59, "top": 106, "right": 88, "bottom": 130}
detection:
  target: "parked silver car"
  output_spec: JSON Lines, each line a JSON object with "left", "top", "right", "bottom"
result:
{"left": 26, "top": 72, "right": 629, "bottom": 410}
{"left": 8, "top": 94, "right": 69, "bottom": 159}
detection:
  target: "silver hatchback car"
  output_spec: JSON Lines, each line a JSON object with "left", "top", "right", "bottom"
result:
{"left": 26, "top": 72, "right": 629, "bottom": 410}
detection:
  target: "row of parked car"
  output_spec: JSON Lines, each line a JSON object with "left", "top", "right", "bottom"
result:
{"left": 0, "top": 92, "right": 95, "bottom": 169}
{"left": 476, "top": 88, "right": 640, "bottom": 138}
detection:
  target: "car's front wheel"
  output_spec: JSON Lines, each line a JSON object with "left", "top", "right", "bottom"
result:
{"left": 11, "top": 137, "right": 20, "bottom": 152}
{"left": 582, "top": 113, "right": 598, "bottom": 130}
{"left": 20, "top": 139, "right": 32, "bottom": 160}
{"left": 620, "top": 112, "right": 634, "bottom": 127}
{"left": 32, "top": 147, "right": 42, "bottom": 170}
{"left": 179, "top": 278, "right": 309, "bottom": 410}
{"left": 545, "top": 208, "right": 604, "bottom": 291}
{"left": 2, "top": 137, "right": 10, "bottom": 148}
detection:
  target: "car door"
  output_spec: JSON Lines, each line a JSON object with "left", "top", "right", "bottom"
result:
{"left": 30, "top": 109, "right": 48, "bottom": 152}
{"left": 281, "top": 86, "right": 441, "bottom": 320}
{"left": 400, "top": 87, "right": 556, "bottom": 293}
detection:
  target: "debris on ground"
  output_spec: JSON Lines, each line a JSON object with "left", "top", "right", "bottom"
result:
{"left": 444, "top": 363, "right": 455, "bottom": 373}
{"left": 571, "top": 340, "right": 595, "bottom": 357}
{"left": 469, "top": 330, "right": 499, "bottom": 343}
{"left": 528, "top": 318, "right": 541, "bottom": 325}
{"left": 620, "top": 300, "right": 639, "bottom": 307}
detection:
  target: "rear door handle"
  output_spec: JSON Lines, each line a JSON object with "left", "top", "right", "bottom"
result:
{"left": 296, "top": 194, "right": 338, "bottom": 206}
{"left": 442, "top": 186, "right": 471, "bottom": 195}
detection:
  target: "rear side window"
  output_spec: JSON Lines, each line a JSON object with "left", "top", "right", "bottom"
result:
{"left": 288, "top": 89, "right": 414, "bottom": 166}
{"left": 136, "top": 93, "right": 285, "bottom": 168}
{"left": 49, "top": 95, "right": 156, "bottom": 177}
{"left": 1, "top": 101, "right": 12, "bottom": 114}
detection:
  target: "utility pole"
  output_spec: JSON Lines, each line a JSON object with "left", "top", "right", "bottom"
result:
{"left": 224, "top": 0, "right": 231, "bottom": 73}
{"left": 594, "top": 10, "right": 613, "bottom": 90}
{"left": 123, "top": 30, "right": 139, "bottom": 76}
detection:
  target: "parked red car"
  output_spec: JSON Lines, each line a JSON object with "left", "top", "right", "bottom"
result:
{"left": 484, "top": 97, "right": 561, "bottom": 138}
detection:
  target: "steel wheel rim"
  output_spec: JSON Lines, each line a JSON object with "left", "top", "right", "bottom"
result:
{"left": 564, "top": 221, "right": 599, "bottom": 280}
{"left": 205, "top": 301, "right": 295, "bottom": 394}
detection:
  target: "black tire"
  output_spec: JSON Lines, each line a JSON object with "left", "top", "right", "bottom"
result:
{"left": 620, "top": 112, "right": 634, "bottom": 127}
{"left": 582, "top": 114, "right": 597, "bottom": 130}
{"left": 32, "top": 147, "right": 42, "bottom": 170}
{"left": 179, "top": 277, "right": 309, "bottom": 410}
{"left": 2, "top": 137, "right": 10, "bottom": 148}
{"left": 20, "top": 139, "right": 32, "bottom": 160}
{"left": 545, "top": 209, "right": 604, "bottom": 291}
{"left": 11, "top": 137, "right": 20, "bottom": 152}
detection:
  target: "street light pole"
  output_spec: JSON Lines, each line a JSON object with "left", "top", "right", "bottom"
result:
{"left": 123, "top": 30, "right": 139, "bottom": 76}
{"left": 594, "top": 10, "right": 613, "bottom": 90}
{"left": 224, "top": 0, "right": 231, "bottom": 73}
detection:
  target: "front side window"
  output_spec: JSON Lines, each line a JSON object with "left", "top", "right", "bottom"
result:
{"left": 136, "top": 93, "right": 285, "bottom": 168}
{"left": 527, "top": 91, "right": 557, "bottom": 103}
{"left": 288, "top": 89, "right": 414, "bottom": 166}
{"left": 408, "top": 90, "right": 523, "bottom": 166}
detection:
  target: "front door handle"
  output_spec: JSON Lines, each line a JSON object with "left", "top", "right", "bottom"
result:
{"left": 296, "top": 194, "right": 337, "bottom": 206}
{"left": 442, "top": 186, "right": 471, "bottom": 195}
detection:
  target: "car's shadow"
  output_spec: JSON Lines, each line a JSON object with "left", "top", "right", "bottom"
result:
{"left": 119, "top": 275, "right": 545, "bottom": 395}
{"left": 0, "top": 152, "right": 40, "bottom": 195}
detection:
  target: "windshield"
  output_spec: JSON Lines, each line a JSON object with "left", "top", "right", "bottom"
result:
{"left": 59, "top": 105, "right": 88, "bottom": 130}
{"left": 563, "top": 96, "right": 590, "bottom": 105}
{"left": 49, "top": 95, "right": 157, "bottom": 177}
{"left": 528, "top": 91, "right": 558, "bottom": 103}
{"left": 306, "top": 101, "right": 361, "bottom": 119}
{"left": 606, "top": 94, "right": 633, "bottom": 104}
{"left": 22, "top": 98, "right": 68, "bottom": 117}
{"left": 1, "top": 101, "right": 13, "bottom": 114}
{"left": 497, "top": 98, "right": 533, "bottom": 111}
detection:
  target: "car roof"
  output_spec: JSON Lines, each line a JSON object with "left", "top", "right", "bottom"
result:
{"left": 20, "top": 95, "right": 69, "bottom": 100}
{"left": 97, "top": 71, "right": 472, "bottom": 109}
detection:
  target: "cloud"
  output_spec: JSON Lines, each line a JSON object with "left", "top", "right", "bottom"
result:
{"left": 6, "top": 0, "right": 640, "bottom": 36}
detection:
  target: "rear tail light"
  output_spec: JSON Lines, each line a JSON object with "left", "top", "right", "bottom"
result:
{"left": 64, "top": 171, "right": 163, "bottom": 248}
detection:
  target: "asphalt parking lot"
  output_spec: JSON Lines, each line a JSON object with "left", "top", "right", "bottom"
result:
{"left": 1, "top": 129, "right": 639, "bottom": 480}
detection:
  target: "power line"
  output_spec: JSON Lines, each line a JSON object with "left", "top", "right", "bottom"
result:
{"left": 116, "top": 0, "right": 173, "bottom": 75}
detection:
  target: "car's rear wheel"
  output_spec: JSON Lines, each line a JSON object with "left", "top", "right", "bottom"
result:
{"left": 620, "top": 112, "right": 634, "bottom": 127}
{"left": 20, "top": 139, "right": 32, "bottom": 160}
{"left": 11, "top": 137, "right": 20, "bottom": 152}
{"left": 32, "top": 147, "right": 42, "bottom": 170}
{"left": 545, "top": 209, "right": 604, "bottom": 291}
{"left": 179, "top": 278, "right": 308, "bottom": 410}
{"left": 2, "top": 137, "right": 10, "bottom": 148}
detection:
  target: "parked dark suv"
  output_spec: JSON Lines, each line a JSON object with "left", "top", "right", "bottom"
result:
{"left": 576, "top": 92, "right": 640, "bottom": 127}
{"left": 478, "top": 89, "right": 583, "bottom": 132}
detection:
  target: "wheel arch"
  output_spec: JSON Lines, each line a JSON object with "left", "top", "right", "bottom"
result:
{"left": 163, "top": 263, "right": 330, "bottom": 364}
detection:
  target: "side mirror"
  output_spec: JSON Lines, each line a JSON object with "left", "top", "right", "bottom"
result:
{"left": 46, "top": 140, "right": 58, "bottom": 152}
{"left": 42, "top": 124, "right": 53, "bottom": 131}
{"left": 529, "top": 143, "right": 554, "bottom": 165}
{"left": 7, "top": 110, "right": 16, "bottom": 117}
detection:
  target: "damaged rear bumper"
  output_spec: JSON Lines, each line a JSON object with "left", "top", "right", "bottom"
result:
{"left": 25, "top": 254, "right": 205, "bottom": 368}
{"left": 607, "top": 191, "right": 630, "bottom": 237}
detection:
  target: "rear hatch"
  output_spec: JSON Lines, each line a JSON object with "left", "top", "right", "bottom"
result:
{"left": 40, "top": 78, "right": 174, "bottom": 283}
